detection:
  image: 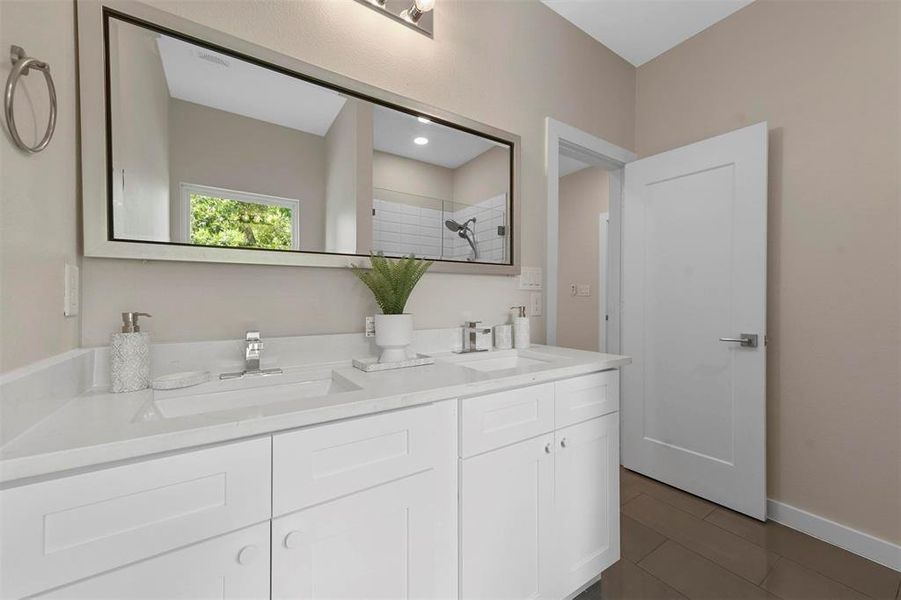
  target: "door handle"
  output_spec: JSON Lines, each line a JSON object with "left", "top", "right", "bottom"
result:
{"left": 719, "top": 333, "right": 758, "bottom": 348}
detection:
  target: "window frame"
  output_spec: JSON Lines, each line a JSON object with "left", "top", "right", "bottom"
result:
{"left": 178, "top": 182, "right": 301, "bottom": 251}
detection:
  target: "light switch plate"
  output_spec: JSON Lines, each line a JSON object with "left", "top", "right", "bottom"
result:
{"left": 518, "top": 267, "right": 543, "bottom": 291}
{"left": 530, "top": 292, "right": 542, "bottom": 317}
{"left": 364, "top": 316, "right": 376, "bottom": 337}
{"left": 577, "top": 284, "right": 591, "bottom": 297}
{"left": 64, "top": 263, "right": 79, "bottom": 317}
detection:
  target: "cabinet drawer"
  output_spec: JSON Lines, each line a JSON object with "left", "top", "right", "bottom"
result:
{"left": 37, "top": 523, "right": 270, "bottom": 600}
{"left": 0, "top": 437, "right": 271, "bottom": 599}
{"left": 273, "top": 403, "right": 441, "bottom": 516}
{"left": 460, "top": 383, "right": 554, "bottom": 457}
{"left": 555, "top": 370, "right": 619, "bottom": 429}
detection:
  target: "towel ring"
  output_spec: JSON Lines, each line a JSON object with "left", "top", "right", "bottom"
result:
{"left": 4, "top": 45, "right": 57, "bottom": 154}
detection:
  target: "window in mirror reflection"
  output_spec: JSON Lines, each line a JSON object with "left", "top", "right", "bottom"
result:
{"left": 182, "top": 184, "right": 300, "bottom": 251}
{"left": 106, "top": 14, "right": 513, "bottom": 264}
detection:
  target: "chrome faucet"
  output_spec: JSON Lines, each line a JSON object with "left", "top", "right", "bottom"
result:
{"left": 220, "top": 331, "right": 284, "bottom": 380}
{"left": 457, "top": 321, "right": 491, "bottom": 353}
{"left": 245, "top": 330, "right": 263, "bottom": 371}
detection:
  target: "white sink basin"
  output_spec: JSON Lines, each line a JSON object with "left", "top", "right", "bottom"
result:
{"left": 437, "top": 349, "right": 561, "bottom": 374}
{"left": 145, "top": 367, "right": 360, "bottom": 419}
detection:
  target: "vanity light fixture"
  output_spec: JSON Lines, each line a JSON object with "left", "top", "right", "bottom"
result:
{"left": 354, "top": 0, "right": 434, "bottom": 37}
{"left": 401, "top": 0, "right": 435, "bottom": 25}
{"left": 414, "top": 136, "right": 429, "bottom": 145}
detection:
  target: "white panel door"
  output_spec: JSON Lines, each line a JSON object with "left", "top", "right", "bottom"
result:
{"left": 460, "top": 434, "right": 556, "bottom": 600}
{"left": 38, "top": 523, "right": 270, "bottom": 600}
{"left": 553, "top": 414, "right": 620, "bottom": 596}
{"left": 622, "top": 122, "right": 767, "bottom": 519}
{"left": 271, "top": 470, "right": 443, "bottom": 600}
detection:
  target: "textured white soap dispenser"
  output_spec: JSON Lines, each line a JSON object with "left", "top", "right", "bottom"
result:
{"left": 511, "top": 305, "right": 530, "bottom": 349}
{"left": 110, "top": 312, "right": 152, "bottom": 393}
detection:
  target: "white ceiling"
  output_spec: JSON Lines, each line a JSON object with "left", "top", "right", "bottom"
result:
{"left": 541, "top": 0, "right": 754, "bottom": 66}
{"left": 372, "top": 106, "right": 500, "bottom": 170}
{"left": 157, "top": 35, "right": 346, "bottom": 136}
{"left": 559, "top": 154, "right": 592, "bottom": 177}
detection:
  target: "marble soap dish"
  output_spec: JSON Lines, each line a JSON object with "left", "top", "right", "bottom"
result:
{"left": 353, "top": 354, "right": 435, "bottom": 372}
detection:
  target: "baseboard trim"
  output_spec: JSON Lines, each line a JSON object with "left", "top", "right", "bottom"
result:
{"left": 767, "top": 499, "right": 900, "bottom": 572}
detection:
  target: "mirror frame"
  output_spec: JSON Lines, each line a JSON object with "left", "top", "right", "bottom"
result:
{"left": 77, "top": 0, "right": 521, "bottom": 275}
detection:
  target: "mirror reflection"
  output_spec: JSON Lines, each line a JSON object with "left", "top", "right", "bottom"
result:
{"left": 107, "top": 16, "right": 512, "bottom": 264}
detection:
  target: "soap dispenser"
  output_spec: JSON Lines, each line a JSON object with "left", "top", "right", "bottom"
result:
{"left": 110, "top": 312, "right": 152, "bottom": 393}
{"left": 511, "top": 305, "right": 530, "bottom": 349}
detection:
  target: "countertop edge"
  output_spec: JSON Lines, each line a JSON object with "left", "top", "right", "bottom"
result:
{"left": 1, "top": 356, "right": 630, "bottom": 486}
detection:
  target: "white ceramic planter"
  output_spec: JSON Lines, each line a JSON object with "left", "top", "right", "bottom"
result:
{"left": 374, "top": 314, "right": 414, "bottom": 363}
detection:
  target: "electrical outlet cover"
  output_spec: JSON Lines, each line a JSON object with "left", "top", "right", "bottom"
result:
{"left": 530, "top": 292, "right": 542, "bottom": 317}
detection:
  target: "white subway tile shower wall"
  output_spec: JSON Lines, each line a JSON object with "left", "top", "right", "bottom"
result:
{"left": 374, "top": 194, "right": 506, "bottom": 263}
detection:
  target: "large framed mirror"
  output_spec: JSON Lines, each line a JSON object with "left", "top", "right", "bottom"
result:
{"left": 77, "top": 1, "right": 520, "bottom": 274}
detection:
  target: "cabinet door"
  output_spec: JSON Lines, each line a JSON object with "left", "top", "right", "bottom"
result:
{"left": 37, "top": 523, "right": 270, "bottom": 599}
{"left": 272, "top": 470, "right": 445, "bottom": 600}
{"left": 553, "top": 413, "right": 620, "bottom": 596}
{"left": 461, "top": 434, "right": 556, "bottom": 600}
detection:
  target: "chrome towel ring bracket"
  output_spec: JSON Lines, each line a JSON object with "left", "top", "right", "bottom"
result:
{"left": 4, "top": 45, "right": 57, "bottom": 154}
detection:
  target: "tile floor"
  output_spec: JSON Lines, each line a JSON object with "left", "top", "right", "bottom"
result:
{"left": 577, "top": 468, "right": 901, "bottom": 600}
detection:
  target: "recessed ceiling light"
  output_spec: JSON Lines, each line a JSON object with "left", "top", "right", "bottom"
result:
{"left": 417, "top": 116, "right": 431, "bottom": 124}
{"left": 414, "top": 137, "right": 429, "bottom": 145}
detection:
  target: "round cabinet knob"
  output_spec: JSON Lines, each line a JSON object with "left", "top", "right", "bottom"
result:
{"left": 560, "top": 438, "right": 567, "bottom": 448}
{"left": 237, "top": 544, "right": 258, "bottom": 565}
{"left": 544, "top": 442, "right": 552, "bottom": 454}
{"left": 284, "top": 530, "right": 303, "bottom": 549}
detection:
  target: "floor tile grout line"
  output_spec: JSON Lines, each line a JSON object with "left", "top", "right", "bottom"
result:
{"left": 699, "top": 514, "right": 896, "bottom": 599}
{"left": 623, "top": 555, "right": 689, "bottom": 599}
{"left": 635, "top": 540, "right": 776, "bottom": 600}
{"left": 623, "top": 471, "right": 900, "bottom": 599}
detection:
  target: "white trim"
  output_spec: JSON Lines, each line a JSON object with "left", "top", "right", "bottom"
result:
{"left": 598, "top": 212, "right": 609, "bottom": 353}
{"left": 546, "top": 117, "right": 636, "bottom": 349}
{"left": 179, "top": 182, "right": 301, "bottom": 251}
{"left": 767, "top": 498, "right": 901, "bottom": 571}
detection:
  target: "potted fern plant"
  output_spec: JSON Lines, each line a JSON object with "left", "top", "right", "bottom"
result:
{"left": 352, "top": 254, "right": 433, "bottom": 363}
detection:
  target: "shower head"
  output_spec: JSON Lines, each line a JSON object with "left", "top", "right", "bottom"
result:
{"left": 444, "top": 217, "right": 476, "bottom": 233}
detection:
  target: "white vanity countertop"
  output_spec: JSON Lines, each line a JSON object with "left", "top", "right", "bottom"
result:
{"left": 0, "top": 344, "right": 629, "bottom": 484}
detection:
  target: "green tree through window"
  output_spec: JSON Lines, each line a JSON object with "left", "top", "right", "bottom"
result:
{"left": 190, "top": 194, "right": 294, "bottom": 250}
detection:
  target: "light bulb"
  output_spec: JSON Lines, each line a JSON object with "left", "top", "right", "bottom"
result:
{"left": 414, "top": 0, "right": 435, "bottom": 12}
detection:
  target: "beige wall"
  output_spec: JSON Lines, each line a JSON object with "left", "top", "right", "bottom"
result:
{"left": 373, "top": 151, "right": 453, "bottom": 208}
{"left": 79, "top": 0, "right": 635, "bottom": 346}
{"left": 0, "top": 0, "right": 80, "bottom": 372}
{"left": 168, "top": 99, "right": 327, "bottom": 251}
{"left": 324, "top": 98, "right": 373, "bottom": 254}
{"left": 635, "top": 0, "right": 900, "bottom": 544}
{"left": 109, "top": 18, "right": 170, "bottom": 241}
{"left": 557, "top": 167, "right": 608, "bottom": 352}
{"left": 452, "top": 146, "right": 510, "bottom": 208}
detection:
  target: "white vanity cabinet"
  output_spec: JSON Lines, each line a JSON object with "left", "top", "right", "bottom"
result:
{"left": 36, "top": 523, "right": 270, "bottom": 599}
{"left": 0, "top": 438, "right": 272, "bottom": 599}
{"left": 460, "top": 370, "right": 621, "bottom": 600}
{"left": 1, "top": 365, "right": 621, "bottom": 600}
{"left": 270, "top": 401, "right": 458, "bottom": 600}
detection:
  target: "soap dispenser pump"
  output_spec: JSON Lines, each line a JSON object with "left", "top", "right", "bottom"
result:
{"left": 511, "top": 305, "right": 530, "bottom": 349}
{"left": 110, "top": 312, "right": 152, "bottom": 393}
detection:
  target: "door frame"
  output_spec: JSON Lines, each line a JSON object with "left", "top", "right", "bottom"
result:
{"left": 545, "top": 118, "right": 636, "bottom": 352}
{"left": 598, "top": 212, "right": 609, "bottom": 353}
